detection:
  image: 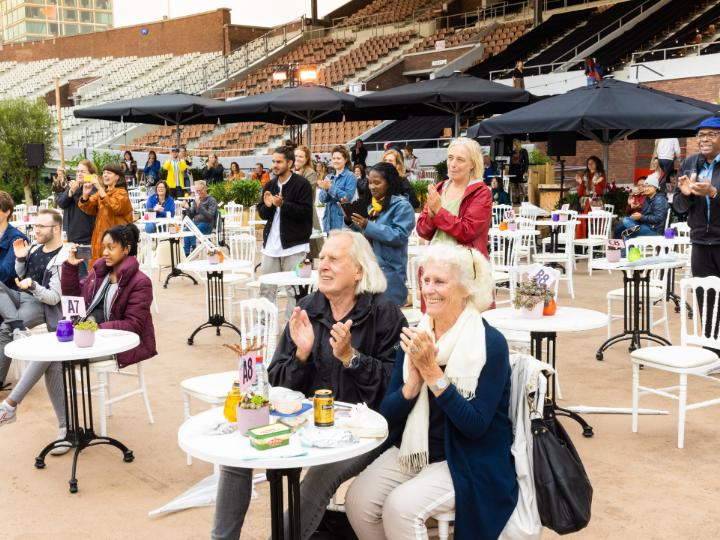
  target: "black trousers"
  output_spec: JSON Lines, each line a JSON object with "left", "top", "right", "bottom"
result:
{"left": 690, "top": 244, "right": 720, "bottom": 340}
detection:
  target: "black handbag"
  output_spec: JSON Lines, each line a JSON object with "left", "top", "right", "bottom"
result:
{"left": 532, "top": 414, "right": 593, "bottom": 534}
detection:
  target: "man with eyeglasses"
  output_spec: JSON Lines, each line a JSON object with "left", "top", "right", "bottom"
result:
{"left": 674, "top": 117, "right": 720, "bottom": 341}
{"left": 674, "top": 117, "right": 720, "bottom": 275}
{"left": 0, "top": 210, "right": 66, "bottom": 409}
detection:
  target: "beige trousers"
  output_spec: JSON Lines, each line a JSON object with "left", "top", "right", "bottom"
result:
{"left": 345, "top": 446, "right": 455, "bottom": 540}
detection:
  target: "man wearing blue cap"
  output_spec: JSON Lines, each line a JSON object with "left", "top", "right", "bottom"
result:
{"left": 674, "top": 116, "right": 720, "bottom": 340}
{"left": 674, "top": 116, "right": 720, "bottom": 275}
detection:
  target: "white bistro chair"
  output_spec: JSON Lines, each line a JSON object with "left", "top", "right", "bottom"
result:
{"left": 575, "top": 210, "right": 612, "bottom": 275}
{"left": 533, "top": 219, "right": 576, "bottom": 298}
{"left": 630, "top": 277, "right": 720, "bottom": 448}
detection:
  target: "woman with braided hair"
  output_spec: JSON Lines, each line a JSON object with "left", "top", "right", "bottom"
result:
{"left": 349, "top": 162, "right": 415, "bottom": 305}
{"left": 62, "top": 223, "right": 157, "bottom": 369}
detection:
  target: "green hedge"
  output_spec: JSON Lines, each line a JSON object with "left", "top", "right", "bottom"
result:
{"left": 209, "top": 180, "right": 262, "bottom": 208}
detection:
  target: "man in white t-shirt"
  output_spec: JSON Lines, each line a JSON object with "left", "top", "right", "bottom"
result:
{"left": 258, "top": 146, "right": 314, "bottom": 316}
{"left": 656, "top": 138, "right": 681, "bottom": 191}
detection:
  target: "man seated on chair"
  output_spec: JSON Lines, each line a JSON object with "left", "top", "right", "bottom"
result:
{"left": 212, "top": 230, "right": 407, "bottom": 540}
{"left": 614, "top": 172, "right": 668, "bottom": 239}
{"left": 0, "top": 210, "right": 67, "bottom": 449}
{"left": 183, "top": 180, "right": 218, "bottom": 256}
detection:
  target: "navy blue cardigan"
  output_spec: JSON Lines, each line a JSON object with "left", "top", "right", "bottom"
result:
{"left": 0, "top": 224, "right": 28, "bottom": 288}
{"left": 380, "top": 321, "right": 517, "bottom": 540}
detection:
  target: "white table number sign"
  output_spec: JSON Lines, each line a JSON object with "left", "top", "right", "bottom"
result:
{"left": 530, "top": 266, "right": 558, "bottom": 289}
{"left": 607, "top": 238, "right": 624, "bottom": 249}
{"left": 238, "top": 351, "right": 257, "bottom": 392}
{"left": 561, "top": 203, "right": 570, "bottom": 211}
{"left": 61, "top": 296, "right": 86, "bottom": 318}
{"left": 503, "top": 209, "right": 516, "bottom": 223}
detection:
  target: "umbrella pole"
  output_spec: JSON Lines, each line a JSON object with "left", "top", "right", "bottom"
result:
{"left": 558, "top": 157, "right": 565, "bottom": 203}
{"left": 307, "top": 121, "right": 311, "bottom": 149}
{"left": 602, "top": 143, "right": 610, "bottom": 177}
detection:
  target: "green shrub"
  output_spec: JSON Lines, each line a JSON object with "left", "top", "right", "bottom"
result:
{"left": 229, "top": 180, "right": 262, "bottom": 207}
{"left": 411, "top": 179, "right": 430, "bottom": 208}
{"left": 74, "top": 320, "right": 98, "bottom": 332}
{"left": 529, "top": 149, "right": 551, "bottom": 165}
{"left": 434, "top": 160, "right": 447, "bottom": 182}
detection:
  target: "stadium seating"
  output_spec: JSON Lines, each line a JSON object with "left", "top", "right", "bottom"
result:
{"left": 338, "top": 0, "right": 445, "bottom": 27}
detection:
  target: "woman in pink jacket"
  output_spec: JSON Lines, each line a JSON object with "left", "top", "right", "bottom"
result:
{"left": 416, "top": 137, "right": 492, "bottom": 257}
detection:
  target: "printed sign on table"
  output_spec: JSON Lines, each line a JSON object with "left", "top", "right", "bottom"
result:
{"left": 503, "top": 209, "right": 516, "bottom": 223}
{"left": 561, "top": 203, "right": 570, "bottom": 211}
{"left": 61, "top": 296, "right": 86, "bottom": 318}
{"left": 607, "top": 239, "right": 624, "bottom": 249}
{"left": 238, "top": 350, "right": 257, "bottom": 392}
{"left": 529, "top": 265, "right": 558, "bottom": 288}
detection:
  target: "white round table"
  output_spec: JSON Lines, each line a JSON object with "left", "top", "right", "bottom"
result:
{"left": 177, "top": 259, "right": 253, "bottom": 345}
{"left": 5, "top": 330, "right": 139, "bottom": 493}
{"left": 259, "top": 270, "right": 317, "bottom": 304}
{"left": 178, "top": 405, "right": 387, "bottom": 539}
{"left": 590, "top": 256, "right": 687, "bottom": 360}
{"left": 483, "top": 307, "right": 606, "bottom": 437}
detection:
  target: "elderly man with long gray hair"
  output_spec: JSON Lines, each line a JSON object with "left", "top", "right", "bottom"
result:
{"left": 212, "top": 229, "right": 407, "bottom": 540}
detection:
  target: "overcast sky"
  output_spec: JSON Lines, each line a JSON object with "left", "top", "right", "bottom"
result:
{"left": 113, "top": 1, "right": 348, "bottom": 29}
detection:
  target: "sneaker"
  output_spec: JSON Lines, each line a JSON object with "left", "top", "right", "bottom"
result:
{"left": 622, "top": 225, "right": 641, "bottom": 238}
{"left": 49, "top": 428, "right": 71, "bottom": 456}
{"left": 0, "top": 401, "right": 17, "bottom": 426}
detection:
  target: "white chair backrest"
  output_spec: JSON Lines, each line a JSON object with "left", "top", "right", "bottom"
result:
{"left": 238, "top": 298, "right": 279, "bottom": 364}
{"left": 492, "top": 204, "right": 512, "bottom": 227}
{"left": 603, "top": 203, "right": 614, "bottom": 214}
{"left": 225, "top": 202, "right": 243, "bottom": 223}
{"left": 519, "top": 204, "right": 542, "bottom": 220}
{"left": 489, "top": 230, "right": 533, "bottom": 270}
{"left": 227, "top": 233, "right": 256, "bottom": 265}
{"left": 664, "top": 207, "right": 672, "bottom": 230}
{"left": 625, "top": 236, "right": 672, "bottom": 258}
{"left": 407, "top": 256, "right": 421, "bottom": 308}
{"left": 586, "top": 210, "right": 613, "bottom": 239}
{"left": 246, "top": 204, "right": 256, "bottom": 224}
{"left": 680, "top": 276, "right": 720, "bottom": 349}
{"left": 670, "top": 221, "right": 690, "bottom": 237}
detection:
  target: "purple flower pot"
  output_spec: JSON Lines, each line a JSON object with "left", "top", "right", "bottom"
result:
{"left": 664, "top": 228, "right": 675, "bottom": 240}
{"left": 74, "top": 329, "right": 96, "bottom": 348}
{"left": 56, "top": 320, "right": 74, "bottom": 342}
{"left": 236, "top": 405, "right": 270, "bottom": 435}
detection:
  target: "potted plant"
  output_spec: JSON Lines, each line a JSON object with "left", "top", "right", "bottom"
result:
{"left": 295, "top": 259, "right": 312, "bottom": 278}
{"left": 73, "top": 320, "right": 98, "bottom": 348}
{"left": 236, "top": 392, "right": 271, "bottom": 434}
{"left": 513, "top": 277, "right": 553, "bottom": 319}
{"left": 207, "top": 248, "right": 221, "bottom": 264}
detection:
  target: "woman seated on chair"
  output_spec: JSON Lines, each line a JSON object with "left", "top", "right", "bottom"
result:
{"left": 346, "top": 243, "right": 519, "bottom": 540}
{"left": 491, "top": 176, "right": 511, "bottom": 206}
{"left": 144, "top": 181, "right": 175, "bottom": 233}
{"left": 348, "top": 162, "right": 415, "bottom": 306}
{"left": 62, "top": 223, "right": 157, "bottom": 369}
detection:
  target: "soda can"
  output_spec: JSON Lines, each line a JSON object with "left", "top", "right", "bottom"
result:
{"left": 313, "top": 389, "right": 334, "bottom": 428}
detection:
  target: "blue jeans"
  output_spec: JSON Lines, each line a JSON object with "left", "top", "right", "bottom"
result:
{"left": 184, "top": 221, "right": 213, "bottom": 255}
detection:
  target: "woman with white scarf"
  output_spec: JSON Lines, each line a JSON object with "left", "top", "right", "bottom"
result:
{"left": 345, "top": 243, "right": 518, "bottom": 540}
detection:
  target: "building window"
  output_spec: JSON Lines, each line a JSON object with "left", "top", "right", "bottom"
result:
{"left": 96, "top": 0, "right": 111, "bottom": 10}
{"left": 63, "top": 8, "right": 77, "bottom": 21}
{"left": 95, "top": 11, "right": 111, "bottom": 24}
{"left": 26, "top": 21, "right": 47, "bottom": 34}
{"left": 63, "top": 23, "right": 78, "bottom": 34}
{"left": 79, "top": 9, "right": 92, "bottom": 23}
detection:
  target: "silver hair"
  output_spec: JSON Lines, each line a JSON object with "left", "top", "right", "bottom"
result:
{"left": 327, "top": 230, "right": 387, "bottom": 295}
{"left": 194, "top": 179, "right": 208, "bottom": 191}
{"left": 418, "top": 243, "right": 493, "bottom": 312}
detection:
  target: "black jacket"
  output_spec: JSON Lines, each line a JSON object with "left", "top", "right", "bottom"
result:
{"left": 258, "top": 173, "right": 313, "bottom": 250}
{"left": 400, "top": 176, "right": 420, "bottom": 209}
{"left": 673, "top": 153, "right": 720, "bottom": 245}
{"left": 56, "top": 185, "right": 96, "bottom": 244}
{"left": 351, "top": 146, "right": 368, "bottom": 167}
{"left": 202, "top": 164, "right": 225, "bottom": 184}
{"left": 268, "top": 291, "right": 406, "bottom": 410}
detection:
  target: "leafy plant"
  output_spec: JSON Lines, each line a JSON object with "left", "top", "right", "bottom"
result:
{"left": 411, "top": 180, "right": 430, "bottom": 208}
{"left": 228, "top": 180, "right": 262, "bottom": 207}
{"left": 208, "top": 182, "right": 229, "bottom": 204}
{"left": 512, "top": 277, "right": 553, "bottom": 310}
{"left": 603, "top": 181, "right": 631, "bottom": 217}
{"left": 555, "top": 191, "right": 580, "bottom": 211}
{"left": 67, "top": 150, "right": 122, "bottom": 173}
{"left": 529, "top": 149, "right": 551, "bottom": 165}
{"left": 239, "top": 392, "right": 270, "bottom": 409}
{"left": 74, "top": 320, "right": 98, "bottom": 332}
{"left": 0, "top": 98, "right": 55, "bottom": 204}
{"left": 434, "top": 160, "right": 447, "bottom": 182}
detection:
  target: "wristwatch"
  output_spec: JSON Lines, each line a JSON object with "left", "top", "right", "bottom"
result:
{"left": 429, "top": 376, "right": 449, "bottom": 393}
{"left": 29, "top": 280, "right": 36, "bottom": 291}
{"left": 344, "top": 349, "right": 360, "bottom": 369}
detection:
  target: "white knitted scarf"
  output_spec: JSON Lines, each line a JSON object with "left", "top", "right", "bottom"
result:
{"left": 398, "top": 306, "right": 486, "bottom": 473}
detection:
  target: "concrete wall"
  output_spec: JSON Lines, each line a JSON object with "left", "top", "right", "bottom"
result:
{"left": 0, "top": 9, "right": 268, "bottom": 61}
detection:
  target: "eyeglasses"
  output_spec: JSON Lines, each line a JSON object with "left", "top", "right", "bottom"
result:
{"left": 697, "top": 131, "right": 720, "bottom": 141}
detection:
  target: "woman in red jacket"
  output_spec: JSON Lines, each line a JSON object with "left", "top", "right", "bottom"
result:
{"left": 416, "top": 137, "right": 492, "bottom": 257}
{"left": 62, "top": 223, "right": 157, "bottom": 368}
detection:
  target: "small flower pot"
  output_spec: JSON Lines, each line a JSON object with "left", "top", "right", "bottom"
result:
{"left": 543, "top": 298, "right": 557, "bottom": 316}
{"left": 74, "top": 329, "right": 96, "bottom": 348}
{"left": 208, "top": 253, "right": 220, "bottom": 265}
{"left": 147, "top": 211, "right": 157, "bottom": 220}
{"left": 296, "top": 264, "right": 312, "bottom": 278}
{"left": 56, "top": 320, "right": 74, "bottom": 342}
{"left": 236, "top": 405, "right": 270, "bottom": 435}
{"left": 607, "top": 249, "right": 621, "bottom": 263}
{"left": 517, "top": 301, "right": 544, "bottom": 319}
{"left": 559, "top": 214, "right": 568, "bottom": 222}
{"left": 507, "top": 222, "right": 517, "bottom": 231}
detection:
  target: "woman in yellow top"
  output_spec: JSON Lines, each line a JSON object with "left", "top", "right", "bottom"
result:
{"left": 163, "top": 147, "right": 187, "bottom": 198}
{"left": 78, "top": 163, "right": 134, "bottom": 265}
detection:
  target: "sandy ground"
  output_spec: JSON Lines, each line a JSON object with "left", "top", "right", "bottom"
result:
{"left": 2, "top": 259, "right": 720, "bottom": 540}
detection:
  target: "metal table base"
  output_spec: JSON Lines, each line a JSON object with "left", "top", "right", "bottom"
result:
{"left": 163, "top": 237, "right": 198, "bottom": 289}
{"left": 267, "top": 468, "right": 302, "bottom": 540}
{"left": 187, "top": 270, "right": 241, "bottom": 345}
{"left": 34, "top": 359, "right": 134, "bottom": 493}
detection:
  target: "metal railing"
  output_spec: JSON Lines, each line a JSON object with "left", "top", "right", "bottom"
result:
{"left": 551, "top": 0, "right": 659, "bottom": 65}
{"left": 631, "top": 40, "right": 720, "bottom": 63}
